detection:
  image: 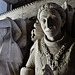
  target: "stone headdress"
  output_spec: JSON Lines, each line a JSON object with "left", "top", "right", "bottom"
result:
{"left": 37, "top": 2, "right": 66, "bottom": 23}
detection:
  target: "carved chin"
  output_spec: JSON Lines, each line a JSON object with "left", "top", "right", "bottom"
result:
{"left": 45, "top": 31, "right": 56, "bottom": 37}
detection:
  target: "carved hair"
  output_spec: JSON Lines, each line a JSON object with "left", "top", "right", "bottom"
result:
{"left": 37, "top": 2, "right": 66, "bottom": 22}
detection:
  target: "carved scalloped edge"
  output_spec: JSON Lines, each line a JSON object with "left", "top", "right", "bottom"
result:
{"left": 0, "top": 0, "right": 45, "bottom": 16}
{"left": 0, "top": 0, "right": 74, "bottom": 17}
{"left": 0, "top": 0, "right": 55, "bottom": 20}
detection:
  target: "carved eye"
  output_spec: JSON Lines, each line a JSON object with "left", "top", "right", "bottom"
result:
{"left": 43, "top": 19, "right": 46, "bottom": 23}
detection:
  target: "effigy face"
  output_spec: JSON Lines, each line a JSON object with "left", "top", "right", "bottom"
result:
{"left": 39, "top": 8, "right": 63, "bottom": 39}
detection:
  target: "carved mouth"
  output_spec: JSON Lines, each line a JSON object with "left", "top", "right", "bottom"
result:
{"left": 45, "top": 26, "right": 56, "bottom": 32}
{"left": 45, "top": 28, "right": 53, "bottom": 32}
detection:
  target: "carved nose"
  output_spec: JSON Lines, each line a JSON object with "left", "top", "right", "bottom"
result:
{"left": 47, "top": 17, "right": 52, "bottom": 28}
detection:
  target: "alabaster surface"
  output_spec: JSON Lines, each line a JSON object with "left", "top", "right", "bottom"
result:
{"left": 20, "top": 2, "right": 75, "bottom": 75}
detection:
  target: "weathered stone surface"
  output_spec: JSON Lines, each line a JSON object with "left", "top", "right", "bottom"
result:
{"left": 14, "top": 18, "right": 27, "bottom": 48}
{"left": 20, "top": 2, "right": 75, "bottom": 75}
{"left": 0, "top": 0, "right": 75, "bottom": 20}
{"left": 7, "top": 17, "right": 22, "bottom": 41}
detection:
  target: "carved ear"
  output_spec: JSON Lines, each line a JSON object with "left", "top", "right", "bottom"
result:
{"left": 61, "top": 1, "right": 68, "bottom": 10}
{"left": 61, "top": 1, "right": 67, "bottom": 27}
{"left": 31, "top": 20, "right": 44, "bottom": 42}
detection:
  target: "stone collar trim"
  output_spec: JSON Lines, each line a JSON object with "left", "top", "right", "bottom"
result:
{"left": 44, "top": 33, "right": 67, "bottom": 47}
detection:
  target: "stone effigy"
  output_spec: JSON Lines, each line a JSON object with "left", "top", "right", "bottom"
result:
{"left": 0, "top": 1, "right": 75, "bottom": 75}
{"left": 31, "top": 1, "right": 75, "bottom": 41}
{"left": 0, "top": 18, "right": 23, "bottom": 75}
{"left": 20, "top": 2, "right": 75, "bottom": 75}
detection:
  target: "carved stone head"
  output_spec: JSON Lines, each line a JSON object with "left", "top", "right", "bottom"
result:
{"left": 37, "top": 3, "right": 66, "bottom": 40}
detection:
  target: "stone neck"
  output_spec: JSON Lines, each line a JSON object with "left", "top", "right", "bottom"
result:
{"left": 44, "top": 33, "right": 67, "bottom": 47}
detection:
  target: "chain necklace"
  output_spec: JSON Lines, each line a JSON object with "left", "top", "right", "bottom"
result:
{"left": 41, "top": 37, "right": 69, "bottom": 75}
